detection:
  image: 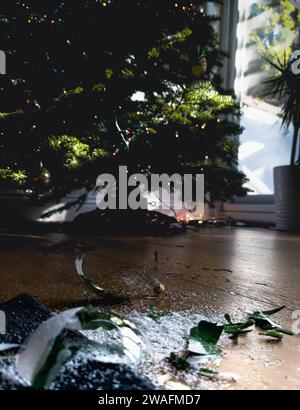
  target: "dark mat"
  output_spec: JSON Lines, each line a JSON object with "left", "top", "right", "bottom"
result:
{"left": 0, "top": 294, "right": 154, "bottom": 390}
{"left": 0, "top": 293, "right": 52, "bottom": 344}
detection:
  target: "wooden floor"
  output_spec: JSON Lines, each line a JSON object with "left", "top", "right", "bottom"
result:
{"left": 0, "top": 226, "right": 299, "bottom": 389}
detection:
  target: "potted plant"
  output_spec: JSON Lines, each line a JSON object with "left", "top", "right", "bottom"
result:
{"left": 264, "top": 53, "right": 300, "bottom": 231}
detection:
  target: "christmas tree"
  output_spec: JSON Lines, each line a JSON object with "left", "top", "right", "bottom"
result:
{"left": 0, "top": 0, "right": 248, "bottom": 203}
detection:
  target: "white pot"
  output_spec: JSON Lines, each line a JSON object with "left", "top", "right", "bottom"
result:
{"left": 274, "top": 165, "right": 300, "bottom": 231}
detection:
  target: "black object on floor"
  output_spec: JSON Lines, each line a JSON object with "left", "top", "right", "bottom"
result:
{"left": 0, "top": 293, "right": 52, "bottom": 345}
{"left": 73, "top": 208, "right": 185, "bottom": 235}
{"left": 0, "top": 294, "right": 154, "bottom": 390}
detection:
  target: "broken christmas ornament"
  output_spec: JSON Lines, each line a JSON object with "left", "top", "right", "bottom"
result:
{"left": 75, "top": 252, "right": 165, "bottom": 302}
{"left": 17, "top": 306, "right": 149, "bottom": 389}
{"left": 0, "top": 293, "right": 296, "bottom": 390}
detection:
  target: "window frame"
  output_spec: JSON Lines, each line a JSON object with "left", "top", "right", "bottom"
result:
{"left": 218, "top": 0, "right": 277, "bottom": 221}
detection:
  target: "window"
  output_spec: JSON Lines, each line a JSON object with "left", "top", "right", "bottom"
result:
{"left": 235, "top": 0, "right": 299, "bottom": 194}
